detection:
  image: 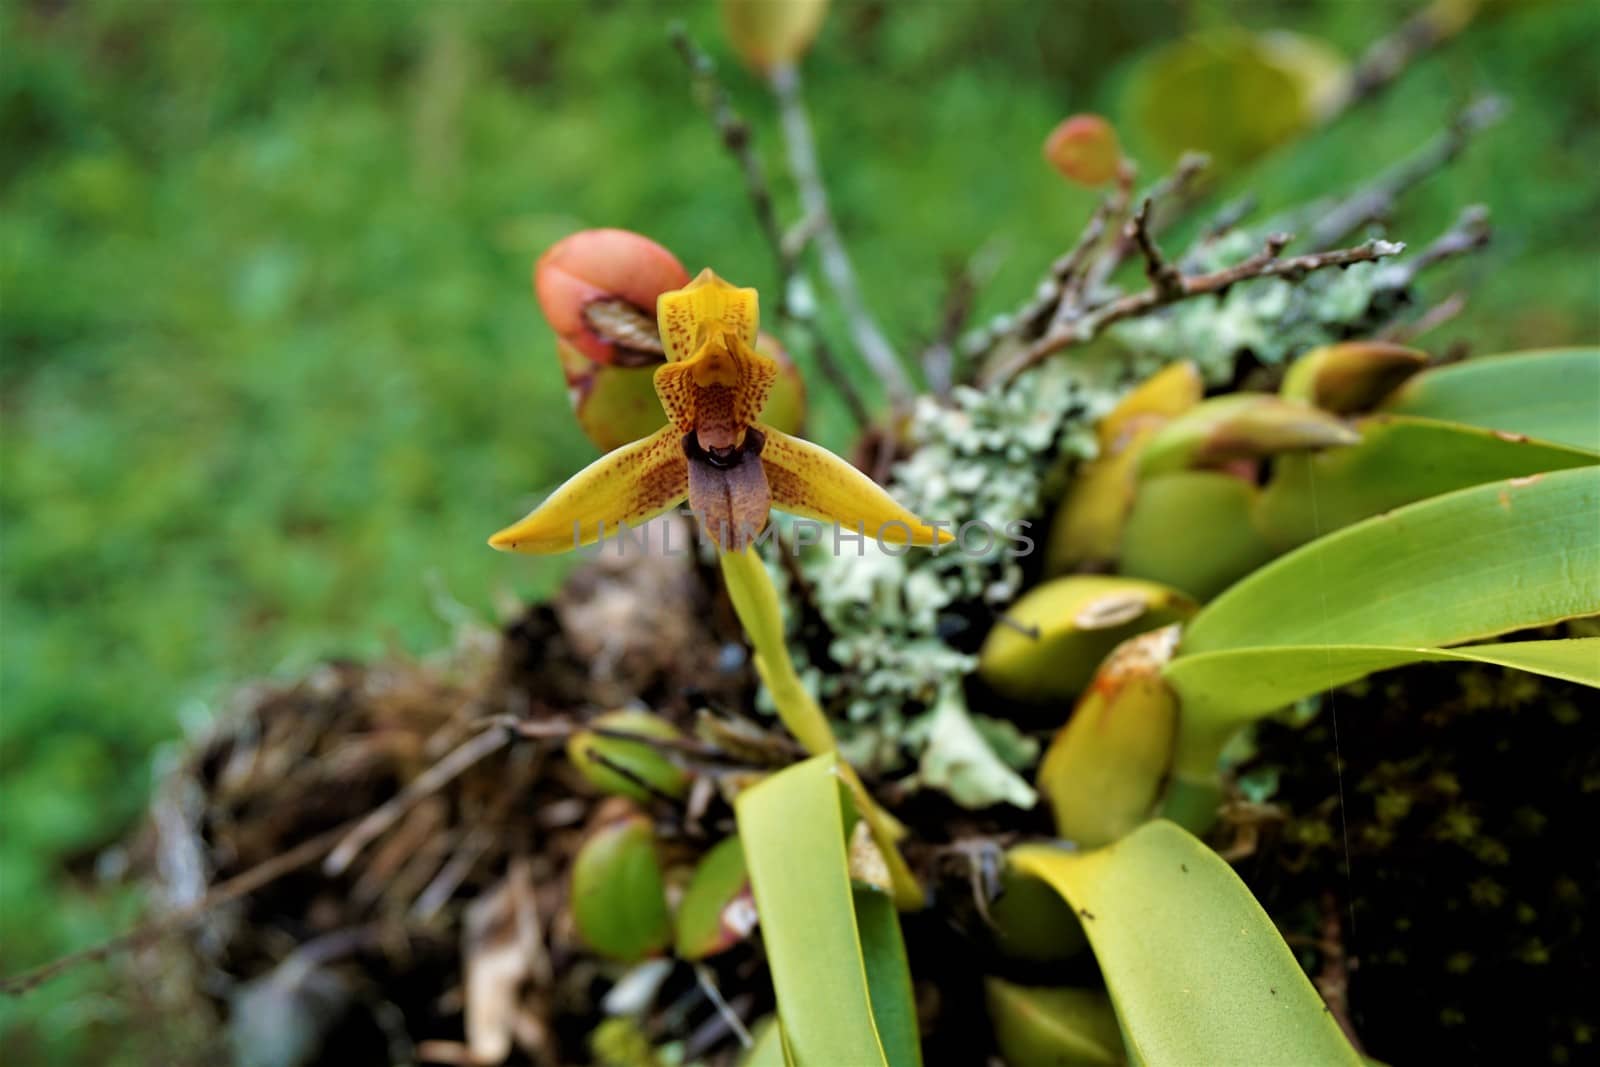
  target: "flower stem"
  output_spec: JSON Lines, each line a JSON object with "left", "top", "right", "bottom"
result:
{"left": 718, "top": 546, "right": 925, "bottom": 909}
{"left": 718, "top": 546, "right": 835, "bottom": 755}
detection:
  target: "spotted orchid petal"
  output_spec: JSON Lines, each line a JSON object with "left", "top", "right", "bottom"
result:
{"left": 760, "top": 425, "right": 954, "bottom": 547}
{"left": 488, "top": 424, "right": 688, "bottom": 554}
{"left": 657, "top": 268, "right": 760, "bottom": 363}
{"left": 654, "top": 271, "right": 776, "bottom": 454}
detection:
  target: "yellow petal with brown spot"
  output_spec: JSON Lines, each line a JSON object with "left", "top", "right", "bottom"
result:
{"left": 653, "top": 338, "right": 777, "bottom": 446}
{"left": 488, "top": 424, "right": 688, "bottom": 554}
{"left": 759, "top": 425, "right": 953, "bottom": 546}
{"left": 656, "top": 268, "right": 759, "bottom": 364}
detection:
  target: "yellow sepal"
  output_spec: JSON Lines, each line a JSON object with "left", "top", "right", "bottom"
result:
{"left": 656, "top": 268, "right": 759, "bottom": 364}
{"left": 488, "top": 424, "right": 688, "bottom": 554}
{"left": 760, "top": 425, "right": 953, "bottom": 546}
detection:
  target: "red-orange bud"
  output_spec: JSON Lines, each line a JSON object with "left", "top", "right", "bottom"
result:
{"left": 1043, "top": 114, "right": 1123, "bottom": 187}
{"left": 534, "top": 228, "right": 689, "bottom": 366}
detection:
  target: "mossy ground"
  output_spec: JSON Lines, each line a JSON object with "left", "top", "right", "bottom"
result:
{"left": 1236, "top": 627, "right": 1598, "bottom": 1064}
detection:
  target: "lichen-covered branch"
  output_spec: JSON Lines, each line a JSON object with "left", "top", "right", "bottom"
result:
{"left": 986, "top": 233, "right": 1405, "bottom": 385}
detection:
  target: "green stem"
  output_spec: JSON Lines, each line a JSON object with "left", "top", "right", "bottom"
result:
{"left": 718, "top": 546, "right": 836, "bottom": 755}
{"left": 718, "top": 546, "right": 925, "bottom": 909}
{"left": 1159, "top": 771, "right": 1225, "bottom": 835}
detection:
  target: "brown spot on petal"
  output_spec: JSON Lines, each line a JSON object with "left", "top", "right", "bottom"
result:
{"left": 686, "top": 430, "right": 771, "bottom": 550}
{"left": 653, "top": 335, "right": 777, "bottom": 441}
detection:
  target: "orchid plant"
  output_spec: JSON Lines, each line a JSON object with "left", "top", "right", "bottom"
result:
{"left": 491, "top": 264, "right": 947, "bottom": 907}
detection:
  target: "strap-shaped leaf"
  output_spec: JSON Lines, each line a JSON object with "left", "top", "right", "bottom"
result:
{"left": 740, "top": 1019, "right": 788, "bottom": 1067}
{"left": 1010, "top": 822, "right": 1361, "bottom": 1066}
{"left": 1380, "top": 347, "right": 1600, "bottom": 452}
{"left": 1182, "top": 467, "right": 1600, "bottom": 655}
{"left": 855, "top": 888, "right": 921, "bottom": 1063}
{"left": 1167, "top": 638, "right": 1600, "bottom": 778}
{"left": 1255, "top": 415, "right": 1598, "bottom": 551}
{"left": 984, "top": 979, "right": 1123, "bottom": 1066}
{"left": 734, "top": 754, "right": 921, "bottom": 1067}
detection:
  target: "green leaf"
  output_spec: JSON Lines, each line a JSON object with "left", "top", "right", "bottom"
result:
{"left": 674, "top": 836, "right": 753, "bottom": 960}
{"left": 984, "top": 979, "right": 1123, "bottom": 1066}
{"left": 1182, "top": 467, "right": 1600, "bottom": 655}
{"left": 739, "top": 1018, "right": 788, "bottom": 1067}
{"left": 1167, "top": 638, "right": 1600, "bottom": 778}
{"left": 979, "top": 576, "right": 1196, "bottom": 702}
{"left": 986, "top": 865, "right": 1089, "bottom": 963}
{"left": 734, "top": 754, "right": 922, "bottom": 1067}
{"left": 854, "top": 888, "right": 921, "bottom": 1066}
{"left": 570, "top": 814, "right": 672, "bottom": 961}
{"left": 1118, "top": 472, "right": 1276, "bottom": 601}
{"left": 1009, "top": 822, "right": 1361, "bottom": 1066}
{"left": 567, "top": 709, "right": 693, "bottom": 803}
{"left": 1127, "top": 30, "right": 1344, "bottom": 171}
{"left": 1037, "top": 628, "right": 1181, "bottom": 848}
{"left": 1380, "top": 347, "right": 1600, "bottom": 453}
{"left": 1255, "top": 415, "right": 1598, "bottom": 551}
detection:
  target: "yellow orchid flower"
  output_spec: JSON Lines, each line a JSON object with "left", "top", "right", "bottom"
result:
{"left": 488, "top": 268, "right": 949, "bottom": 554}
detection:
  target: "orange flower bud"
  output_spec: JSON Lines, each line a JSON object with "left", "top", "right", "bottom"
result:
{"left": 534, "top": 228, "right": 689, "bottom": 366}
{"left": 1043, "top": 114, "right": 1123, "bottom": 187}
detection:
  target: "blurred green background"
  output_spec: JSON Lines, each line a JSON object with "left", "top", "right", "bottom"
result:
{"left": 2, "top": 0, "right": 1595, "bottom": 1060}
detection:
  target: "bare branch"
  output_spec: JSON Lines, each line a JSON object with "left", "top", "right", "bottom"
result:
{"left": 0, "top": 821, "right": 353, "bottom": 997}
{"left": 1307, "top": 96, "right": 1503, "bottom": 251}
{"left": 1341, "top": 0, "right": 1478, "bottom": 114}
{"left": 1042, "top": 164, "right": 1138, "bottom": 334}
{"left": 920, "top": 239, "right": 1005, "bottom": 395}
{"left": 669, "top": 28, "right": 790, "bottom": 290}
{"left": 1194, "top": 193, "right": 1260, "bottom": 248}
{"left": 1080, "top": 154, "right": 1208, "bottom": 296}
{"left": 769, "top": 60, "right": 915, "bottom": 401}
{"left": 1379, "top": 291, "right": 1467, "bottom": 344}
{"left": 1384, "top": 204, "right": 1490, "bottom": 286}
{"left": 1129, "top": 197, "right": 1185, "bottom": 301}
{"left": 956, "top": 163, "right": 1136, "bottom": 364}
{"left": 669, "top": 27, "right": 872, "bottom": 427}
{"left": 986, "top": 234, "right": 1404, "bottom": 386}
{"left": 325, "top": 725, "right": 510, "bottom": 875}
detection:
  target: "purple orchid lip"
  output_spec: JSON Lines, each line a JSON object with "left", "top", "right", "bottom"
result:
{"left": 684, "top": 429, "right": 770, "bottom": 550}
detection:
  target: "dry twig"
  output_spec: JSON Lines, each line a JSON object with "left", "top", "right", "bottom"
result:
{"left": 1340, "top": 0, "right": 1479, "bottom": 113}
{"left": 669, "top": 27, "right": 872, "bottom": 427}
{"left": 985, "top": 230, "right": 1405, "bottom": 386}
{"left": 1307, "top": 96, "right": 1503, "bottom": 251}
{"left": 920, "top": 239, "right": 1005, "bottom": 395}
{"left": 1382, "top": 204, "right": 1490, "bottom": 287}
{"left": 769, "top": 60, "right": 915, "bottom": 401}
{"left": 324, "top": 724, "right": 511, "bottom": 876}
{"left": 0, "top": 821, "right": 354, "bottom": 997}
